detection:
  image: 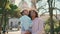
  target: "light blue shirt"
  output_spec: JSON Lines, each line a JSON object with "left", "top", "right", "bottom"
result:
{"left": 20, "top": 15, "right": 32, "bottom": 31}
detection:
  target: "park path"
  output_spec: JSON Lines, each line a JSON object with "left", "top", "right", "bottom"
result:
{"left": 8, "top": 31, "right": 21, "bottom": 34}
{"left": 6, "top": 28, "right": 21, "bottom": 34}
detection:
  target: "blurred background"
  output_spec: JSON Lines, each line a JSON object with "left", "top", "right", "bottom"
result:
{"left": 0, "top": 0, "right": 60, "bottom": 34}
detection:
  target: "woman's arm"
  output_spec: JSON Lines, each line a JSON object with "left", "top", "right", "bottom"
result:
{"left": 35, "top": 19, "right": 45, "bottom": 34}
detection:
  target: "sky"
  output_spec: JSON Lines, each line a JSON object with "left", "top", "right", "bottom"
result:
{"left": 15, "top": 0, "right": 60, "bottom": 14}
{"left": 15, "top": 0, "right": 31, "bottom": 7}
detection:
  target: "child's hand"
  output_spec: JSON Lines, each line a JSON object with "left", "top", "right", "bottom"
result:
{"left": 25, "top": 30, "right": 31, "bottom": 34}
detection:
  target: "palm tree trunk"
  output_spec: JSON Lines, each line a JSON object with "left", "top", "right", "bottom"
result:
{"left": 31, "top": 0, "right": 37, "bottom": 9}
{"left": 47, "top": 0, "right": 54, "bottom": 34}
{"left": 2, "top": 0, "right": 7, "bottom": 34}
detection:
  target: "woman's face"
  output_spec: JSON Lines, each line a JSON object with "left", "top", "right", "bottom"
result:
{"left": 30, "top": 11, "right": 36, "bottom": 18}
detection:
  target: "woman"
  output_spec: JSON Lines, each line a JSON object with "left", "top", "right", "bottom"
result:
{"left": 29, "top": 10, "right": 45, "bottom": 34}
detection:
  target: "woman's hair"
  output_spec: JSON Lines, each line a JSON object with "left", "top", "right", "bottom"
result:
{"left": 28, "top": 10, "right": 38, "bottom": 20}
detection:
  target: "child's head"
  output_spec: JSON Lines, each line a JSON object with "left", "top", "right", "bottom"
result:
{"left": 21, "top": 9, "right": 29, "bottom": 16}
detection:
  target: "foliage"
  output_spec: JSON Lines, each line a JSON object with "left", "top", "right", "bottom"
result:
{"left": 8, "top": 4, "right": 17, "bottom": 17}
{"left": 37, "top": 0, "right": 42, "bottom": 3}
{"left": 45, "top": 17, "right": 59, "bottom": 33}
{"left": 0, "top": 0, "right": 21, "bottom": 18}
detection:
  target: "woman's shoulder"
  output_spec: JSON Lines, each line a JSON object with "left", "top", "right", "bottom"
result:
{"left": 35, "top": 17, "right": 44, "bottom": 22}
{"left": 35, "top": 17, "right": 42, "bottom": 20}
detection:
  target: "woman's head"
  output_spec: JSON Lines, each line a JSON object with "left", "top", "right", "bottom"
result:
{"left": 29, "top": 10, "right": 38, "bottom": 20}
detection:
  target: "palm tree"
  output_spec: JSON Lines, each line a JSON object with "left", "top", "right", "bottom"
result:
{"left": 0, "top": 0, "right": 7, "bottom": 34}
{"left": 31, "top": 0, "right": 41, "bottom": 9}
{"left": 31, "top": 0, "right": 36, "bottom": 9}
{"left": 47, "top": 0, "right": 54, "bottom": 34}
{"left": 0, "top": 0, "right": 20, "bottom": 34}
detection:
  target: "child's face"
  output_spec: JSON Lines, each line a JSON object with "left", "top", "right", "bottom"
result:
{"left": 23, "top": 10, "right": 29, "bottom": 15}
